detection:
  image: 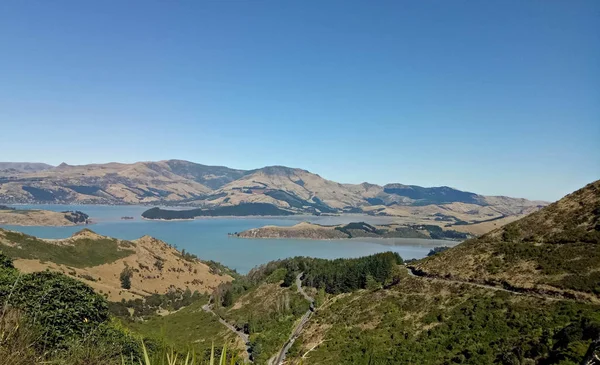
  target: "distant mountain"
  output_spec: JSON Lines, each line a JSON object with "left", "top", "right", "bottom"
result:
{"left": 161, "top": 159, "right": 246, "bottom": 190}
{"left": 0, "top": 159, "right": 546, "bottom": 230}
{"left": 415, "top": 179, "right": 600, "bottom": 301}
{"left": 0, "top": 162, "right": 53, "bottom": 173}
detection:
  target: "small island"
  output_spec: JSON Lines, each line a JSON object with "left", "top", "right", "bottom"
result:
{"left": 231, "top": 221, "right": 472, "bottom": 241}
{"left": 121, "top": 216, "right": 135, "bottom": 220}
{"left": 0, "top": 205, "right": 90, "bottom": 226}
{"left": 141, "top": 203, "right": 295, "bottom": 220}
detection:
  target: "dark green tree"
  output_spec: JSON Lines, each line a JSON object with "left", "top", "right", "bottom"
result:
{"left": 222, "top": 290, "right": 233, "bottom": 307}
{"left": 120, "top": 267, "right": 133, "bottom": 289}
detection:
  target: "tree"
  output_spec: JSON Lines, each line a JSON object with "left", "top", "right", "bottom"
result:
{"left": 282, "top": 269, "right": 296, "bottom": 287}
{"left": 120, "top": 267, "right": 133, "bottom": 289}
{"left": 222, "top": 290, "right": 233, "bottom": 307}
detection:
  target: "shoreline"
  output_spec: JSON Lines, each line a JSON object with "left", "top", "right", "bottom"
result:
{"left": 230, "top": 235, "right": 460, "bottom": 246}
{"left": 0, "top": 220, "right": 93, "bottom": 228}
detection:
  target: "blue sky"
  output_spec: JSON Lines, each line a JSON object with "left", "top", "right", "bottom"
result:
{"left": 0, "top": 1, "right": 598, "bottom": 201}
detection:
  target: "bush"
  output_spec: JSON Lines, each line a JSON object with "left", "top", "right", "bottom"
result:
{"left": 3, "top": 271, "right": 110, "bottom": 348}
{"left": 0, "top": 251, "right": 14, "bottom": 269}
{"left": 427, "top": 246, "right": 450, "bottom": 256}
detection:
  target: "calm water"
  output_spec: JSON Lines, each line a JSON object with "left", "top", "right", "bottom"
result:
{"left": 2, "top": 204, "right": 456, "bottom": 273}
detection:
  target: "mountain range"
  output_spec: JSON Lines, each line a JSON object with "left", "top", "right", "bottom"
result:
{"left": 0, "top": 160, "right": 546, "bottom": 224}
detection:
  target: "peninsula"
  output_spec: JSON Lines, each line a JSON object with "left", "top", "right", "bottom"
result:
{"left": 0, "top": 205, "right": 90, "bottom": 226}
{"left": 232, "top": 221, "right": 472, "bottom": 241}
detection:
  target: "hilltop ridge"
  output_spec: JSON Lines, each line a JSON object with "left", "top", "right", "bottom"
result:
{"left": 415, "top": 179, "right": 600, "bottom": 301}
{"left": 0, "top": 159, "right": 547, "bottom": 228}
{"left": 0, "top": 227, "right": 232, "bottom": 301}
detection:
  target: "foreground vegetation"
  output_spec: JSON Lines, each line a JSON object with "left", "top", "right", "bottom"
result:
{"left": 123, "top": 300, "right": 241, "bottom": 358}
{"left": 0, "top": 250, "right": 242, "bottom": 364}
{"left": 289, "top": 272, "right": 600, "bottom": 364}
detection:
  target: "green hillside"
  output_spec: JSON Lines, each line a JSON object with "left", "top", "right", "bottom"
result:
{"left": 415, "top": 180, "right": 600, "bottom": 300}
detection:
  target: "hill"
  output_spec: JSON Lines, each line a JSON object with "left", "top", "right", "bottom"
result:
{"left": 234, "top": 221, "right": 471, "bottom": 241}
{"left": 0, "top": 162, "right": 53, "bottom": 173}
{"left": 190, "top": 247, "right": 600, "bottom": 364}
{"left": 141, "top": 203, "right": 296, "bottom": 219}
{"left": 414, "top": 179, "right": 600, "bottom": 301}
{"left": 0, "top": 205, "right": 90, "bottom": 226}
{"left": 0, "top": 228, "right": 232, "bottom": 301}
{"left": 0, "top": 159, "right": 545, "bottom": 234}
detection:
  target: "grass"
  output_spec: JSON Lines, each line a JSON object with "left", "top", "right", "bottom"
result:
{"left": 0, "top": 230, "right": 134, "bottom": 268}
{"left": 123, "top": 301, "right": 242, "bottom": 359}
{"left": 136, "top": 341, "right": 238, "bottom": 365}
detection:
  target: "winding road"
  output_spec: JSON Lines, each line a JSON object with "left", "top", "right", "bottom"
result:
{"left": 268, "top": 273, "right": 315, "bottom": 365}
{"left": 405, "top": 266, "right": 522, "bottom": 295}
{"left": 201, "top": 302, "right": 252, "bottom": 363}
{"left": 205, "top": 267, "right": 572, "bottom": 364}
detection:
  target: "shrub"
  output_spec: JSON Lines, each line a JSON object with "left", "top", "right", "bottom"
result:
{"left": 3, "top": 271, "right": 110, "bottom": 348}
{"left": 0, "top": 252, "right": 14, "bottom": 269}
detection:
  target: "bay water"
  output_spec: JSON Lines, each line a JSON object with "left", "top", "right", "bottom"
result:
{"left": 1, "top": 204, "right": 456, "bottom": 274}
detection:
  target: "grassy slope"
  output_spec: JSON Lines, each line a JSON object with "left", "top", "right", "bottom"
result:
{"left": 0, "top": 229, "right": 134, "bottom": 268}
{"left": 415, "top": 180, "right": 600, "bottom": 298}
{"left": 289, "top": 272, "right": 600, "bottom": 365}
{"left": 124, "top": 300, "right": 243, "bottom": 358}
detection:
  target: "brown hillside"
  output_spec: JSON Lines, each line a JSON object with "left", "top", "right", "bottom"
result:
{"left": 0, "top": 228, "right": 232, "bottom": 301}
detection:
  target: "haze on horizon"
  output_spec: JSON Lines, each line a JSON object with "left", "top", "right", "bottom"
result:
{"left": 1, "top": 1, "right": 598, "bottom": 202}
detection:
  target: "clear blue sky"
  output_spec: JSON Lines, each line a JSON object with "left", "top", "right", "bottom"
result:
{"left": 1, "top": 1, "right": 598, "bottom": 201}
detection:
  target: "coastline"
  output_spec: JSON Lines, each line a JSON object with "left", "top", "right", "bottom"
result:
{"left": 0, "top": 221, "right": 92, "bottom": 227}
{"left": 230, "top": 235, "right": 460, "bottom": 246}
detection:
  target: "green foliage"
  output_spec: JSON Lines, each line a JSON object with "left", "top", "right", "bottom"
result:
{"left": 222, "top": 290, "right": 234, "bottom": 307}
{"left": 120, "top": 266, "right": 133, "bottom": 289}
{"left": 365, "top": 274, "right": 381, "bottom": 290}
{"left": 295, "top": 275, "right": 600, "bottom": 365}
{"left": 502, "top": 224, "right": 521, "bottom": 242}
{"left": 281, "top": 269, "right": 295, "bottom": 287}
{"left": 110, "top": 289, "right": 206, "bottom": 319}
{"left": 427, "top": 246, "right": 450, "bottom": 256}
{"left": 0, "top": 251, "right": 14, "bottom": 269}
{"left": 246, "top": 251, "right": 403, "bottom": 294}
{"left": 334, "top": 222, "right": 378, "bottom": 238}
{"left": 414, "top": 224, "right": 470, "bottom": 240}
{"left": 124, "top": 301, "right": 239, "bottom": 360}
{"left": 266, "top": 268, "right": 288, "bottom": 284}
{"left": 179, "top": 249, "right": 198, "bottom": 262}
{"left": 62, "top": 210, "right": 89, "bottom": 223}
{"left": 217, "top": 283, "right": 308, "bottom": 364}
{"left": 495, "top": 241, "right": 600, "bottom": 294}
{"left": 0, "top": 231, "right": 134, "bottom": 268}
{"left": 202, "top": 260, "right": 239, "bottom": 278}
{"left": 293, "top": 252, "right": 402, "bottom": 294}
{"left": 0, "top": 270, "right": 109, "bottom": 348}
